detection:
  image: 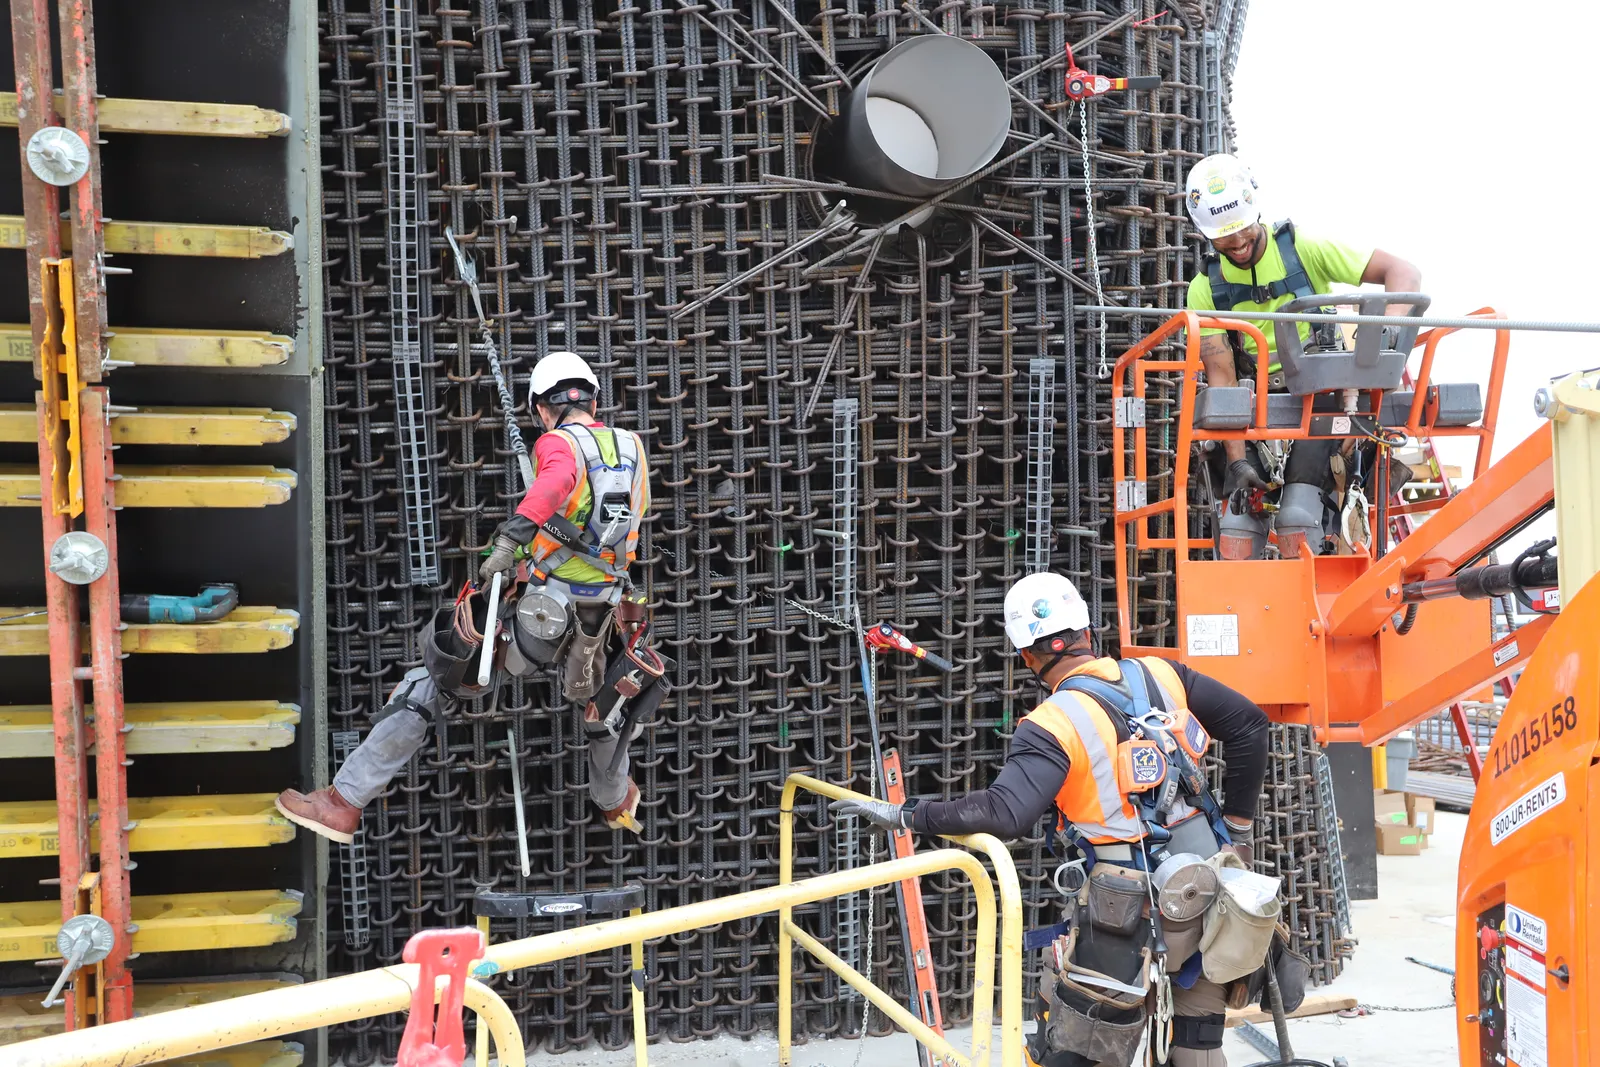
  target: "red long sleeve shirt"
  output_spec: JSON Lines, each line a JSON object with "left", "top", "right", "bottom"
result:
{"left": 514, "top": 423, "right": 602, "bottom": 527}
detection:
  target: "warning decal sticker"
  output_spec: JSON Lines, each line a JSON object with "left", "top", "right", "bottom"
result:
{"left": 1490, "top": 772, "right": 1566, "bottom": 846}
{"left": 1186, "top": 614, "right": 1238, "bottom": 657}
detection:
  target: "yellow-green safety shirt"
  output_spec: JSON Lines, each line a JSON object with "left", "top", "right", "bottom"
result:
{"left": 1185, "top": 231, "right": 1373, "bottom": 367}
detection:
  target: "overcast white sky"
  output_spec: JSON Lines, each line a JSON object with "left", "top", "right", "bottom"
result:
{"left": 1230, "top": 0, "right": 1599, "bottom": 485}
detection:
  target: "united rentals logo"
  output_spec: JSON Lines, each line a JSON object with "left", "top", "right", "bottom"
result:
{"left": 1208, "top": 200, "right": 1239, "bottom": 217}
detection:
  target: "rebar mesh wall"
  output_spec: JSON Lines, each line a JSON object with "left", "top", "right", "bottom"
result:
{"left": 318, "top": 0, "right": 1266, "bottom": 1059}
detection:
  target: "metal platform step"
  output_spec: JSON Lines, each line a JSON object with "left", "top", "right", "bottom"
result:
{"left": 0, "top": 218, "right": 294, "bottom": 258}
{"left": 0, "top": 701, "right": 301, "bottom": 758}
{"left": 0, "top": 890, "right": 302, "bottom": 962}
{"left": 0, "top": 405, "right": 296, "bottom": 446}
{"left": 0, "top": 92, "right": 291, "bottom": 138}
{"left": 0, "top": 465, "right": 297, "bottom": 507}
{"left": 0, "top": 325, "right": 293, "bottom": 368}
{"left": 0, "top": 794, "right": 294, "bottom": 857}
{"left": 0, "top": 606, "right": 300, "bottom": 656}
{"left": 0, "top": 977, "right": 301, "bottom": 1043}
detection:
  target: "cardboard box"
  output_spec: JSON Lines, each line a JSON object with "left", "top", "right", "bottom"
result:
{"left": 1407, "top": 795, "right": 1436, "bottom": 836}
{"left": 1375, "top": 821, "right": 1423, "bottom": 856}
{"left": 1374, "top": 791, "right": 1409, "bottom": 826}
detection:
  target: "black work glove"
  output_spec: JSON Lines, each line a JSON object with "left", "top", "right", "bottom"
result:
{"left": 829, "top": 797, "right": 916, "bottom": 832}
{"left": 479, "top": 514, "right": 538, "bottom": 584}
{"left": 1222, "top": 459, "right": 1269, "bottom": 515}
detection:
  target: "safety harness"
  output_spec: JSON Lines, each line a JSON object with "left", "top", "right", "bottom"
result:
{"left": 1204, "top": 219, "right": 1335, "bottom": 378}
{"left": 535, "top": 423, "right": 645, "bottom": 583}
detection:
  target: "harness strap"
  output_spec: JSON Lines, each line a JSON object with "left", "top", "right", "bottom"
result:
{"left": 1205, "top": 220, "right": 1317, "bottom": 377}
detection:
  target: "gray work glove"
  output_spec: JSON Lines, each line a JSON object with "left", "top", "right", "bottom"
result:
{"left": 478, "top": 534, "right": 520, "bottom": 584}
{"left": 829, "top": 797, "right": 914, "bottom": 832}
{"left": 1222, "top": 459, "right": 1270, "bottom": 515}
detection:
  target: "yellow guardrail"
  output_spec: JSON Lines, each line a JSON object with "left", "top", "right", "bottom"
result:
{"left": 780, "top": 774, "right": 1025, "bottom": 1067}
{"left": 6, "top": 774, "right": 1027, "bottom": 1067}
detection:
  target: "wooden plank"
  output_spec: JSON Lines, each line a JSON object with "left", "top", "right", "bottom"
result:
{"left": 0, "top": 794, "right": 294, "bottom": 857}
{"left": 0, "top": 890, "right": 302, "bottom": 962}
{"left": 0, "top": 701, "right": 300, "bottom": 758}
{"left": 0, "top": 606, "right": 300, "bottom": 656}
{"left": 1225, "top": 993, "right": 1358, "bottom": 1027}
{"left": 0, "top": 465, "right": 297, "bottom": 507}
{"left": 0, "top": 404, "right": 296, "bottom": 446}
{"left": 0, "top": 979, "right": 299, "bottom": 1043}
{"left": 0, "top": 217, "right": 294, "bottom": 258}
{"left": 0, "top": 91, "right": 290, "bottom": 137}
{"left": 0, "top": 325, "right": 293, "bottom": 367}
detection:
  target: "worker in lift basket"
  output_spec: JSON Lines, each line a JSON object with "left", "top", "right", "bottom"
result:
{"left": 831, "top": 573, "right": 1305, "bottom": 1067}
{"left": 276, "top": 351, "right": 664, "bottom": 841}
{"left": 1184, "top": 153, "right": 1423, "bottom": 560}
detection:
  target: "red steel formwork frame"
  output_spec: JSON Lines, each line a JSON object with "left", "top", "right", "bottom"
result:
{"left": 15, "top": 0, "right": 131, "bottom": 1027}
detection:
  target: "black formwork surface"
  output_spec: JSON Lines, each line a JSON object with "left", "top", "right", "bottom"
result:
{"left": 316, "top": 1, "right": 1343, "bottom": 1062}
{"left": 0, "top": 1, "right": 322, "bottom": 996}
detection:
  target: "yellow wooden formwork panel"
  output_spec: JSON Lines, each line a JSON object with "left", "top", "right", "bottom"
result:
{"left": 0, "top": 701, "right": 301, "bottom": 758}
{"left": 0, "top": 404, "right": 296, "bottom": 446}
{"left": 0, "top": 465, "right": 296, "bottom": 507}
{"left": 0, "top": 979, "right": 300, "bottom": 1043}
{"left": 0, "top": 890, "right": 302, "bottom": 962}
{"left": 0, "top": 325, "right": 293, "bottom": 368}
{"left": 0, "top": 92, "right": 291, "bottom": 138}
{"left": 158, "top": 1041, "right": 305, "bottom": 1067}
{"left": 0, "top": 217, "right": 294, "bottom": 258}
{"left": 0, "top": 794, "right": 294, "bottom": 858}
{"left": 0, "top": 606, "right": 300, "bottom": 656}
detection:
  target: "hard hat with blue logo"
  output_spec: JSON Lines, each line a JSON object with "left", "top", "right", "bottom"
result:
{"left": 1002, "top": 572, "right": 1091, "bottom": 651}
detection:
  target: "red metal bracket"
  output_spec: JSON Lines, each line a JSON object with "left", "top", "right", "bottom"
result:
{"left": 398, "top": 928, "right": 487, "bottom": 1067}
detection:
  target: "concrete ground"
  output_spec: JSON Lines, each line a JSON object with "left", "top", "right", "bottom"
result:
{"left": 516, "top": 813, "right": 1467, "bottom": 1067}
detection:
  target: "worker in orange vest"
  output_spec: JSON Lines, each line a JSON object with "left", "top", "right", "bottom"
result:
{"left": 276, "top": 352, "right": 662, "bottom": 843}
{"left": 833, "top": 572, "right": 1287, "bottom": 1067}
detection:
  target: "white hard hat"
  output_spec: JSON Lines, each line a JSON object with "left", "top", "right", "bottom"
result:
{"left": 530, "top": 351, "right": 599, "bottom": 405}
{"left": 1184, "top": 154, "right": 1261, "bottom": 240}
{"left": 1002, "top": 572, "right": 1091, "bottom": 652}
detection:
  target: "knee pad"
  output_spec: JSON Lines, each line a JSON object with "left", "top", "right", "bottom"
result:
{"left": 1274, "top": 481, "right": 1326, "bottom": 557}
{"left": 1171, "top": 1011, "right": 1225, "bottom": 1051}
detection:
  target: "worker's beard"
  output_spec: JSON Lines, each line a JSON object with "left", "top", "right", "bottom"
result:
{"left": 1221, "top": 225, "right": 1266, "bottom": 267}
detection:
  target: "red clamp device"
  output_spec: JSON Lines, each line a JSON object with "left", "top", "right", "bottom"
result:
{"left": 1063, "top": 42, "right": 1161, "bottom": 102}
{"left": 864, "top": 622, "right": 955, "bottom": 673}
{"left": 397, "top": 928, "right": 487, "bottom": 1067}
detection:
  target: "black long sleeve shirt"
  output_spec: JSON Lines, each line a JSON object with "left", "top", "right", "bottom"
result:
{"left": 908, "top": 658, "right": 1269, "bottom": 839}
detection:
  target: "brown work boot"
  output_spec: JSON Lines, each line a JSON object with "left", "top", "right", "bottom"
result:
{"left": 275, "top": 786, "right": 362, "bottom": 844}
{"left": 600, "top": 779, "right": 642, "bottom": 834}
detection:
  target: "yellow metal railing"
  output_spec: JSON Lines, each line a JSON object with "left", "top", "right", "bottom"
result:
{"left": 7, "top": 774, "right": 1026, "bottom": 1067}
{"left": 780, "top": 774, "right": 1025, "bottom": 1067}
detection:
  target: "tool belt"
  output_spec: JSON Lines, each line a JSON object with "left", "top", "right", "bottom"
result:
{"left": 1038, "top": 866, "right": 1154, "bottom": 1067}
{"left": 584, "top": 642, "right": 669, "bottom": 740}
{"left": 1226, "top": 921, "right": 1310, "bottom": 1015}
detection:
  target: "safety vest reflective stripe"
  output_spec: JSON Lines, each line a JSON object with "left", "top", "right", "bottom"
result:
{"left": 1023, "top": 694, "right": 1142, "bottom": 843}
{"left": 1021, "top": 657, "right": 1200, "bottom": 843}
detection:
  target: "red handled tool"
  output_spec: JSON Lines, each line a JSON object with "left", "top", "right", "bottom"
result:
{"left": 397, "top": 928, "right": 485, "bottom": 1067}
{"left": 1063, "top": 42, "right": 1161, "bottom": 102}
{"left": 864, "top": 622, "right": 955, "bottom": 673}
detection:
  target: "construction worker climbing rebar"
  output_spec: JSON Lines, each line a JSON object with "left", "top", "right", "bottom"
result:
{"left": 830, "top": 573, "right": 1305, "bottom": 1067}
{"left": 276, "top": 352, "right": 664, "bottom": 841}
{"left": 1183, "top": 153, "right": 1424, "bottom": 559}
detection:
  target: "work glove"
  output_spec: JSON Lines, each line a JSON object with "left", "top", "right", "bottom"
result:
{"left": 478, "top": 515, "right": 537, "bottom": 584}
{"left": 1222, "top": 459, "right": 1269, "bottom": 515}
{"left": 829, "top": 797, "right": 915, "bottom": 832}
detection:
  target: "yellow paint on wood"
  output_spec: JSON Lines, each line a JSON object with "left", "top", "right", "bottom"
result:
{"left": 0, "top": 890, "right": 302, "bottom": 962}
{"left": 0, "top": 465, "right": 297, "bottom": 508}
{"left": 0, "top": 404, "right": 296, "bottom": 446}
{"left": 0, "top": 218, "right": 294, "bottom": 258}
{"left": 0, "top": 794, "right": 294, "bottom": 857}
{"left": 0, "top": 92, "right": 290, "bottom": 138}
{"left": 0, "top": 980, "right": 300, "bottom": 1044}
{"left": 0, "top": 606, "right": 300, "bottom": 656}
{"left": 0, "top": 325, "right": 293, "bottom": 368}
{"left": 0, "top": 701, "right": 300, "bottom": 758}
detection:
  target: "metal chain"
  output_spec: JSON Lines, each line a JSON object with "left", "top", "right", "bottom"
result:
{"left": 671, "top": 547, "right": 861, "bottom": 635}
{"left": 1355, "top": 1000, "right": 1456, "bottom": 1013}
{"left": 1077, "top": 101, "right": 1109, "bottom": 378}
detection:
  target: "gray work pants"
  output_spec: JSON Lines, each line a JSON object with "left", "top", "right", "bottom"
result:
{"left": 332, "top": 665, "right": 633, "bottom": 811}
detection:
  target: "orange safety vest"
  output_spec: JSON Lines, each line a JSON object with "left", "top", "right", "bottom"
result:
{"left": 1020, "top": 656, "right": 1210, "bottom": 845}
